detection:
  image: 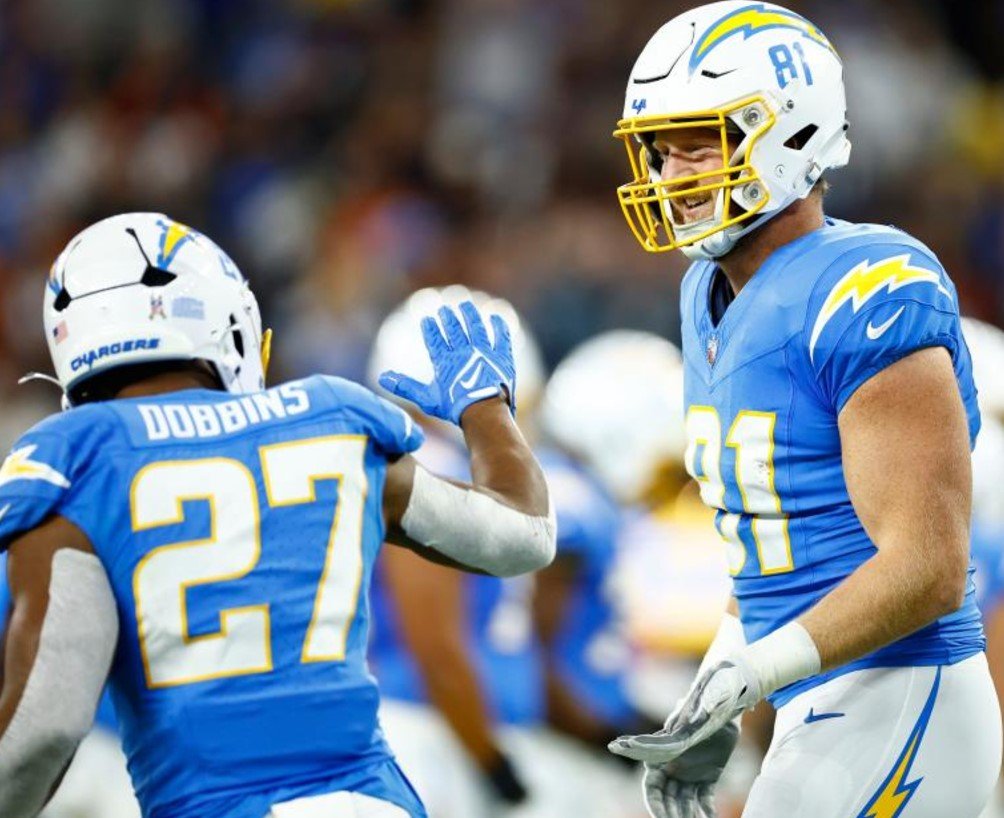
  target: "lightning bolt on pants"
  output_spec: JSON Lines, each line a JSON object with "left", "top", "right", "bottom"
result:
{"left": 742, "top": 654, "right": 1001, "bottom": 818}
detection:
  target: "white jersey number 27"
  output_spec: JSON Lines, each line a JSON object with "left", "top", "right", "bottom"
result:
{"left": 131, "top": 435, "right": 367, "bottom": 688}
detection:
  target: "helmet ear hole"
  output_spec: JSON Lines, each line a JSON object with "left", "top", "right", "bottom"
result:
{"left": 784, "top": 123, "right": 819, "bottom": 150}
{"left": 229, "top": 314, "right": 245, "bottom": 358}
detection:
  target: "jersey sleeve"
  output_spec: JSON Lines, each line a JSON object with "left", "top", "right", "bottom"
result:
{"left": 320, "top": 376, "right": 425, "bottom": 457}
{"left": 805, "top": 244, "right": 961, "bottom": 412}
{"left": 0, "top": 428, "right": 76, "bottom": 552}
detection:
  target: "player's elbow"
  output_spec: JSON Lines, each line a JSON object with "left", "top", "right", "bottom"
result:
{"left": 925, "top": 548, "right": 969, "bottom": 618}
{"left": 40, "top": 724, "right": 88, "bottom": 764}
{"left": 487, "top": 515, "right": 557, "bottom": 577}
{"left": 930, "top": 571, "right": 967, "bottom": 617}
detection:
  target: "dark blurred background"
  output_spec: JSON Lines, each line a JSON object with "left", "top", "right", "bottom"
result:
{"left": 0, "top": 0, "right": 1001, "bottom": 442}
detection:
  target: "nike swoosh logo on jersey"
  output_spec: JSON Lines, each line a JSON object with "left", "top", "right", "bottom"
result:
{"left": 804, "top": 708, "right": 845, "bottom": 724}
{"left": 0, "top": 503, "right": 9, "bottom": 523}
{"left": 865, "top": 306, "right": 906, "bottom": 340}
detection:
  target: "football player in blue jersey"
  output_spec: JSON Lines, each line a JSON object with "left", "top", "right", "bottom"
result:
{"left": 605, "top": 2, "right": 1002, "bottom": 817}
{"left": 0, "top": 213, "right": 555, "bottom": 818}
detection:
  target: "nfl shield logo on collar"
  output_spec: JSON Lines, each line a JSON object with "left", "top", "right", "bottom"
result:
{"left": 707, "top": 335, "right": 718, "bottom": 366}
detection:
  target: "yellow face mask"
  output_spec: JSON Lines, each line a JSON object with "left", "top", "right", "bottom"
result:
{"left": 612, "top": 95, "right": 775, "bottom": 254}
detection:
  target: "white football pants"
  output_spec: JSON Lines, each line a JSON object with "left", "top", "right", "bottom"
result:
{"left": 744, "top": 653, "right": 1002, "bottom": 817}
{"left": 268, "top": 791, "right": 411, "bottom": 818}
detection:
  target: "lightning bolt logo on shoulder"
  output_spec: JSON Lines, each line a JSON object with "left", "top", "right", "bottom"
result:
{"left": 0, "top": 445, "right": 71, "bottom": 489}
{"left": 809, "top": 255, "right": 951, "bottom": 362}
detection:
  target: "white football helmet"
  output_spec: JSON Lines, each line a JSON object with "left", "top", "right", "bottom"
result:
{"left": 539, "top": 330, "right": 685, "bottom": 504}
{"left": 614, "top": 1, "right": 851, "bottom": 259}
{"left": 367, "top": 285, "right": 545, "bottom": 414}
{"left": 962, "top": 317, "right": 1004, "bottom": 421}
{"left": 44, "top": 213, "right": 269, "bottom": 405}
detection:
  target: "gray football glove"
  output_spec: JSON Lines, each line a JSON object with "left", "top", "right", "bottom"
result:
{"left": 640, "top": 722, "right": 739, "bottom": 818}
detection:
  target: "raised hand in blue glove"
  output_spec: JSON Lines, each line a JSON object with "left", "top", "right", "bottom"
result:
{"left": 379, "top": 300, "right": 516, "bottom": 426}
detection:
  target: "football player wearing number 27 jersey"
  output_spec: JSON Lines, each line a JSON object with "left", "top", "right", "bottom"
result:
{"left": 606, "top": 3, "right": 1002, "bottom": 818}
{"left": 0, "top": 213, "right": 555, "bottom": 818}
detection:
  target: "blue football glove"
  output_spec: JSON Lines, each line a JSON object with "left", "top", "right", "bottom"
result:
{"left": 379, "top": 300, "right": 516, "bottom": 426}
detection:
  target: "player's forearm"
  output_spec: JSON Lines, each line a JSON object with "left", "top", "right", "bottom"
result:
{"left": 799, "top": 534, "right": 968, "bottom": 672}
{"left": 461, "top": 398, "right": 549, "bottom": 517}
{"left": 389, "top": 398, "right": 555, "bottom": 576}
{"left": 417, "top": 646, "right": 504, "bottom": 769}
{"left": 413, "top": 642, "right": 527, "bottom": 803}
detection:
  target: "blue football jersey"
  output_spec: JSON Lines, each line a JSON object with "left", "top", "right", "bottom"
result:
{"left": 680, "top": 218, "right": 985, "bottom": 707}
{"left": 536, "top": 447, "right": 635, "bottom": 726}
{"left": 369, "top": 432, "right": 544, "bottom": 726}
{"left": 0, "top": 375, "right": 427, "bottom": 818}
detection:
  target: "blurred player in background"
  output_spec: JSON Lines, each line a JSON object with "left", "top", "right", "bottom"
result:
{"left": 963, "top": 318, "right": 1004, "bottom": 818}
{"left": 539, "top": 330, "right": 751, "bottom": 816}
{"left": 367, "top": 286, "right": 545, "bottom": 818}
{"left": 607, "top": 2, "right": 1001, "bottom": 817}
{"left": 368, "top": 286, "right": 628, "bottom": 818}
{"left": 0, "top": 213, "right": 555, "bottom": 818}
{"left": 535, "top": 332, "right": 661, "bottom": 752}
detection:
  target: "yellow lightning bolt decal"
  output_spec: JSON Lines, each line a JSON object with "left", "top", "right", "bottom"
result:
{"left": 690, "top": 3, "right": 835, "bottom": 72}
{"left": 155, "top": 219, "right": 195, "bottom": 269}
{"left": 862, "top": 732, "right": 922, "bottom": 817}
{"left": 809, "top": 254, "right": 950, "bottom": 362}
{"left": 0, "top": 445, "right": 71, "bottom": 489}
{"left": 857, "top": 668, "right": 941, "bottom": 818}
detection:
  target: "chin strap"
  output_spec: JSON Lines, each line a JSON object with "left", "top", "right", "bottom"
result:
{"left": 17, "top": 372, "right": 62, "bottom": 389}
{"left": 17, "top": 372, "right": 72, "bottom": 410}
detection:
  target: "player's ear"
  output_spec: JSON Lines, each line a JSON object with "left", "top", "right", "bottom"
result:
{"left": 260, "top": 328, "right": 273, "bottom": 383}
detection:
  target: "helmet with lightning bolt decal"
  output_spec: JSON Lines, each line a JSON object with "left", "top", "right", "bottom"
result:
{"left": 614, "top": 1, "right": 850, "bottom": 259}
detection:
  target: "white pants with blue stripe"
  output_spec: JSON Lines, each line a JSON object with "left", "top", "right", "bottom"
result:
{"left": 744, "top": 653, "right": 1001, "bottom": 817}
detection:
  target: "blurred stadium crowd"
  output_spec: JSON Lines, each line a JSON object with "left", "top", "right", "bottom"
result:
{"left": 1, "top": 1, "right": 1004, "bottom": 816}
{"left": 0, "top": 0, "right": 1002, "bottom": 441}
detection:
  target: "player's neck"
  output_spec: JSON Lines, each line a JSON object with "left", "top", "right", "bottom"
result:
{"left": 717, "top": 196, "right": 825, "bottom": 295}
{"left": 115, "top": 368, "right": 221, "bottom": 400}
